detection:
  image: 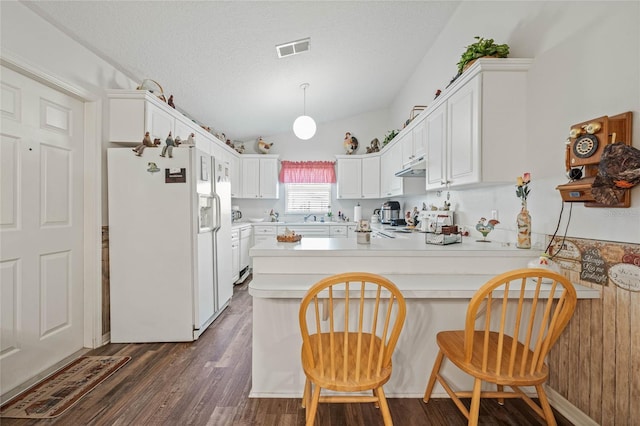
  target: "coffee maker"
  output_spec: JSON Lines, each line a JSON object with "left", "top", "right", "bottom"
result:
{"left": 380, "top": 201, "right": 401, "bottom": 224}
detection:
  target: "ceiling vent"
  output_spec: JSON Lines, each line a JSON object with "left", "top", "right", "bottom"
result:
{"left": 276, "top": 38, "right": 310, "bottom": 58}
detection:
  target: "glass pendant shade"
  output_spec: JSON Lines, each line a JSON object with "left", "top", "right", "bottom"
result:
{"left": 293, "top": 83, "right": 316, "bottom": 140}
{"left": 293, "top": 115, "right": 316, "bottom": 140}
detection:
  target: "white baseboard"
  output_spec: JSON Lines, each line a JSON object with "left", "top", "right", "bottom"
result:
{"left": 545, "top": 385, "right": 598, "bottom": 426}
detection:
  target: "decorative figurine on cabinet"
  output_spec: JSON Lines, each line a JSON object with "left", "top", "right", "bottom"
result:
{"left": 180, "top": 133, "right": 195, "bottom": 147}
{"left": 160, "top": 132, "right": 176, "bottom": 158}
{"left": 168, "top": 95, "right": 175, "bottom": 109}
{"left": 366, "top": 138, "right": 380, "bottom": 154}
{"left": 234, "top": 143, "right": 245, "bottom": 154}
{"left": 132, "top": 131, "right": 154, "bottom": 156}
{"left": 258, "top": 137, "right": 274, "bottom": 154}
{"left": 343, "top": 132, "right": 359, "bottom": 154}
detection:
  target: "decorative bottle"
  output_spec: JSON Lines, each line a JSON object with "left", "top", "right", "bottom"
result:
{"left": 516, "top": 202, "right": 531, "bottom": 249}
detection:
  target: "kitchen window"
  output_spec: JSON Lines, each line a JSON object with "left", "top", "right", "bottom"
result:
{"left": 285, "top": 183, "right": 331, "bottom": 214}
{"left": 279, "top": 161, "right": 335, "bottom": 214}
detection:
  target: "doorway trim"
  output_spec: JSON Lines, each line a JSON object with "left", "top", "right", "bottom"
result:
{"left": 1, "top": 52, "right": 103, "bottom": 349}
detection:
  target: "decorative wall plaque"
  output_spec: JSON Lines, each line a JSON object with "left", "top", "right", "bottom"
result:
{"left": 580, "top": 247, "right": 608, "bottom": 284}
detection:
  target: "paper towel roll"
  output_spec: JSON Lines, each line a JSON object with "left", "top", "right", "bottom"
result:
{"left": 354, "top": 204, "right": 362, "bottom": 222}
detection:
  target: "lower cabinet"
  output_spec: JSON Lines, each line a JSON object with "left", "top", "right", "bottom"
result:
{"left": 253, "top": 224, "right": 277, "bottom": 246}
{"left": 239, "top": 225, "right": 252, "bottom": 271}
{"left": 285, "top": 225, "right": 330, "bottom": 238}
{"left": 231, "top": 229, "right": 240, "bottom": 283}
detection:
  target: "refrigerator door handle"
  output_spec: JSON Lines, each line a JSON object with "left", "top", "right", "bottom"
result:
{"left": 212, "top": 192, "right": 222, "bottom": 232}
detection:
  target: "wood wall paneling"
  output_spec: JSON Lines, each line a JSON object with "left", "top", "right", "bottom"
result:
{"left": 548, "top": 238, "right": 639, "bottom": 426}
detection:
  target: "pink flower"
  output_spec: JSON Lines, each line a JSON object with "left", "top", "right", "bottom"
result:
{"left": 523, "top": 172, "right": 531, "bottom": 184}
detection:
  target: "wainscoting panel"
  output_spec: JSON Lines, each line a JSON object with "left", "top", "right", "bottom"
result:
{"left": 548, "top": 237, "right": 639, "bottom": 426}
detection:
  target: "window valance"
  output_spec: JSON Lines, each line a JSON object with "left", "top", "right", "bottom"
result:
{"left": 279, "top": 161, "right": 336, "bottom": 183}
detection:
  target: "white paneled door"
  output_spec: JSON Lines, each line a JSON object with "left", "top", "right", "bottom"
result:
{"left": 1, "top": 66, "right": 85, "bottom": 394}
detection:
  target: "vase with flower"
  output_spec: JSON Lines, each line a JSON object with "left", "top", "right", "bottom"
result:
{"left": 515, "top": 173, "right": 531, "bottom": 249}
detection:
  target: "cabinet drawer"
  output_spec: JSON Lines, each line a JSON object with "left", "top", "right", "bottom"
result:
{"left": 330, "top": 226, "right": 348, "bottom": 237}
{"left": 253, "top": 225, "right": 277, "bottom": 235}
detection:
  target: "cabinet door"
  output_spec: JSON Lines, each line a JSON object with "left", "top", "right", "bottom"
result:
{"left": 145, "top": 102, "right": 174, "bottom": 141}
{"left": 380, "top": 139, "right": 404, "bottom": 197}
{"left": 401, "top": 133, "right": 415, "bottom": 167}
{"left": 412, "top": 119, "right": 426, "bottom": 159}
{"left": 259, "top": 157, "right": 279, "bottom": 199}
{"left": 229, "top": 154, "right": 241, "bottom": 198}
{"left": 239, "top": 227, "right": 252, "bottom": 269}
{"left": 231, "top": 231, "right": 240, "bottom": 282}
{"left": 361, "top": 156, "right": 380, "bottom": 199}
{"left": 425, "top": 104, "right": 447, "bottom": 190}
{"left": 329, "top": 226, "right": 348, "bottom": 238}
{"left": 447, "top": 76, "right": 480, "bottom": 187}
{"left": 337, "top": 158, "right": 362, "bottom": 199}
{"left": 242, "top": 157, "right": 260, "bottom": 198}
{"left": 174, "top": 116, "right": 194, "bottom": 142}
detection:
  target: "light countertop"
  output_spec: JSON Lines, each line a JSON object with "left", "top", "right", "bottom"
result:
{"left": 249, "top": 234, "right": 534, "bottom": 258}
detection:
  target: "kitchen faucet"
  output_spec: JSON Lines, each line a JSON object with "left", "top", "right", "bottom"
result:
{"left": 303, "top": 214, "right": 316, "bottom": 222}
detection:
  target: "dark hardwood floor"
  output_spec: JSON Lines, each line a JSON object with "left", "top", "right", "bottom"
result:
{"left": 3, "top": 279, "right": 574, "bottom": 425}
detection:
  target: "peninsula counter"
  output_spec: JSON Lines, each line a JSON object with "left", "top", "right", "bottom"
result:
{"left": 248, "top": 236, "right": 599, "bottom": 398}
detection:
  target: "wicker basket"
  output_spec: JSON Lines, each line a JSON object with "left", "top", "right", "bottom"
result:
{"left": 276, "top": 234, "right": 302, "bottom": 243}
{"left": 137, "top": 79, "right": 166, "bottom": 102}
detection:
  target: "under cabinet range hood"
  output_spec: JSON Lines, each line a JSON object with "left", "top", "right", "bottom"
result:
{"left": 395, "top": 156, "right": 426, "bottom": 177}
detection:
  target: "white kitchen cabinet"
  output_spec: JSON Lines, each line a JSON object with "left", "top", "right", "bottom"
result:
{"left": 229, "top": 154, "right": 241, "bottom": 198}
{"left": 336, "top": 155, "right": 381, "bottom": 199}
{"left": 425, "top": 102, "right": 448, "bottom": 190}
{"left": 401, "top": 120, "right": 426, "bottom": 167}
{"left": 336, "top": 157, "right": 361, "bottom": 199}
{"left": 285, "top": 225, "right": 330, "bottom": 238}
{"left": 241, "top": 155, "right": 279, "bottom": 199}
{"left": 329, "top": 225, "right": 348, "bottom": 238}
{"left": 380, "top": 138, "right": 404, "bottom": 197}
{"left": 361, "top": 156, "right": 381, "bottom": 199}
{"left": 109, "top": 92, "right": 174, "bottom": 142}
{"left": 107, "top": 90, "right": 228, "bottom": 156}
{"left": 424, "top": 59, "right": 532, "bottom": 191}
{"left": 231, "top": 229, "right": 240, "bottom": 283}
{"left": 239, "top": 225, "right": 252, "bottom": 271}
{"left": 253, "top": 224, "right": 278, "bottom": 246}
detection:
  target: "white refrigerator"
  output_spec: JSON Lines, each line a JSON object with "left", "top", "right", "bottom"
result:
{"left": 108, "top": 146, "right": 233, "bottom": 342}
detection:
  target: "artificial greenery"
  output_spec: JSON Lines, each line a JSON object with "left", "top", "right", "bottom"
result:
{"left": 383, "top": 129, "right": 399, "bottom": 146}
{"left": 457, "top": 36, "right": 509, "bottom": 74}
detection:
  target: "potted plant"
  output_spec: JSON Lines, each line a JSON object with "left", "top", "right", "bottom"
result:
{"left": 383, "top": 129, "right": 399, "bottom": 146}
{"left": 456, "top": 36, "right": 510, "bottom": 74}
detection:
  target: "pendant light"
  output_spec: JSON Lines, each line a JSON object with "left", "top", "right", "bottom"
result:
{"left": 293, "top": 83, "right": 316, "bottom": 140}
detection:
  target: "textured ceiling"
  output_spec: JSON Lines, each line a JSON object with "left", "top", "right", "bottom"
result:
{"left": 25, "top": 1, "right": 460, "bottom": 141}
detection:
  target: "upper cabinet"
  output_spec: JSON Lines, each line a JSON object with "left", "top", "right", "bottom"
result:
{"left": 240, "top": 155, "right": 279, "bottom": 199}
{"left": 109, "top": 92, "right": 174, "bottom": 143}
{"left": 401, "top": 120, "right": 426, "bottom": 167}
{"left": 229, "top": 154, "right": 241, "bottom": 198}
{"left": 380, "top": 138, "right": 404, "bottom": 197}
{"left": 424, "top": 58, "right": 532, "bottom": 191}
{"left": 336, "top": 155, "right": 381, "bottom": 199}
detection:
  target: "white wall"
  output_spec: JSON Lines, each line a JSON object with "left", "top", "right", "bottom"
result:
{"left": 1, "top": 2, "right": 139, "bottom": 225}
{"left": 395, "top": 1, "right": 640, "bottom": 246}
{"left": 3, "top": 2, "right": 638, "bottom": 243}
